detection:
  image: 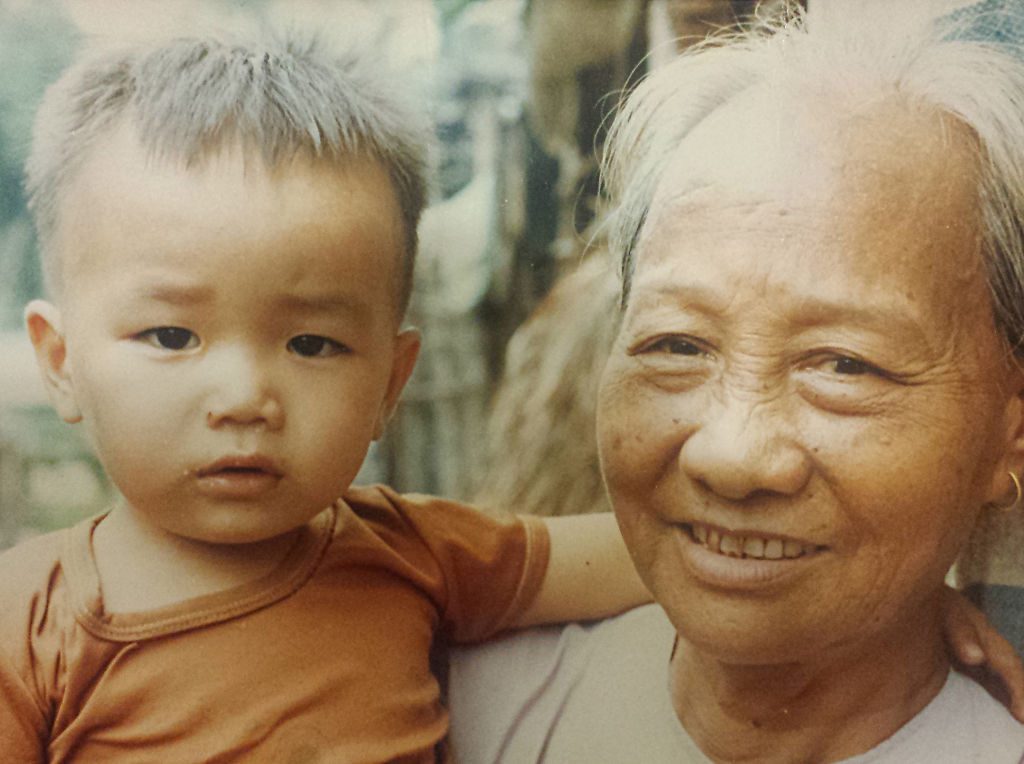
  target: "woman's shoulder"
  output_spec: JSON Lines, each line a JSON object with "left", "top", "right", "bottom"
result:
{"left": 844, "top": 667, "right": 1024, "bottom": 764}
{"left": 942, "top": 669, "right": 1024, "bottom": 761}
{"left": 448, "top": 605, "right": 700, "bottom": 762}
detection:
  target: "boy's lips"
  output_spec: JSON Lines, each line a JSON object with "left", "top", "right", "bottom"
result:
{"left": 195, "top": 455, "right": 283, "bottom": 499}
{"left": 197, "top": 454, "right": 283, "bottom": 477}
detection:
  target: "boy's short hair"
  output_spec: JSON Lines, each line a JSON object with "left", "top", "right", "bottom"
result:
{"left": 26, "top": 32, "right": 431, "bottom": 315}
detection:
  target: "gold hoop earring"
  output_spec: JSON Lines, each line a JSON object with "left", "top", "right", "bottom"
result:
{"left": 992, "top": 471, "right": 1022, "bottom": 512}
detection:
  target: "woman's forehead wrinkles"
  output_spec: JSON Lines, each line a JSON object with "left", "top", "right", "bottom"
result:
{"left": 637, "top": 193, "right": 817, "bottom": 269}
{"left": 641, "top": 189, "right": 963, "bottom": 272}
{"left": 627, "top": 263, "right": 930, "bottom": 338}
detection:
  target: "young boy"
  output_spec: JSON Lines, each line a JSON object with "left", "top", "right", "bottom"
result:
{"left": 0, "top": 32, "right": 649, "bottom": 762}
{"left": 0, "top": 30, "right": 1018, "bottom": 763}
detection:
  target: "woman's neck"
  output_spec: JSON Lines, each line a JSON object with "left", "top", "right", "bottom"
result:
{"left": 670, "top": 600, "right": 950, "bottom": 763}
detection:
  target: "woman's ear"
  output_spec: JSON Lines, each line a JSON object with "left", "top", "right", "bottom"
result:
{"left": 983, "top": 358, "right": 1024, "bottom": 508}
{"left": 24, "top": 300, "right": 82, "bottom": 424}
{"left": 372, "top": 327, "right": 421, "bottom": 441}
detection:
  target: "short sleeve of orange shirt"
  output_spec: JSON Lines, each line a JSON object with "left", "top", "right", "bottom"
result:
{"left": 351, "top": 484, "right": 551, "bottom": 643}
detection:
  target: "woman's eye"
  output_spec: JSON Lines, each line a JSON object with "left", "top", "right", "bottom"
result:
{"left": 798, "top": 353, "right": 899, "bottom": 415}
{"left": 831, "top": 356, "right": 879, "bottom": 376}
{"left": 137, "top": 327, "right": 198, "bottom": 351}
{"left": 287, "top": 334, "right": 348, "bottom": 358}
{"left": 647, "top": 336, "right": 704, "bottom": 356}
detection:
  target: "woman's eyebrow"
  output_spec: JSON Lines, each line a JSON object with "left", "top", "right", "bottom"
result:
{"left": 788, "top": 294, "right": 928, "bottom": 336}
{"left": 629, "top": 282, "right": 730, "bottom": 315}
{"left": 631, "top": 282, "right": 928, "bottom": 337}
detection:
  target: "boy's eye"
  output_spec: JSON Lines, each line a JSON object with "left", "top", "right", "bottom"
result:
{"left": 287, "top": 334, "right": 348, "bottom": 358}
{"left": 136, "top": 327, "right": 198, "bottom": 351}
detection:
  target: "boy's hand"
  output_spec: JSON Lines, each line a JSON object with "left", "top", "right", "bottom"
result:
{"left": 942, "top": 585, "right": 1024, "bottom": 722}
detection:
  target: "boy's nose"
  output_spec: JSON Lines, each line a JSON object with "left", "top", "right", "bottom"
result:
{"left": 678, "top": 392, "right": 811, "bottom": 502}
{"left": 205, "top": 348, "right": 284, "bottom": 430}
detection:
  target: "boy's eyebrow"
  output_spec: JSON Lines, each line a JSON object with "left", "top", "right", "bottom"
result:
{"left": 134, "top": 286, "right": 368, "bottom": 315}
{"left": 275, "top": 293, "right": 371, "bottom": 316}
{"left": 143, "top": 284, "right": 217, "bottom": 305}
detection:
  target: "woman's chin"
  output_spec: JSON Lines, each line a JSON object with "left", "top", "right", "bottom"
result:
{"left": 673, "top": 609, "right": 830, "bottom": 667}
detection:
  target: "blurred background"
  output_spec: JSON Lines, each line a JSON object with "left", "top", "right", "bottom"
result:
{"left": 0, "top": 0, "right": 773, "bottom": 548}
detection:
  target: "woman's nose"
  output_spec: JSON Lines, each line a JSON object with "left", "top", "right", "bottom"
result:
{"left": 678, "top": 394, "right": 811, "bottom": 501}
{"left": 204, "top": 347, "right": 284, "bottom": 430}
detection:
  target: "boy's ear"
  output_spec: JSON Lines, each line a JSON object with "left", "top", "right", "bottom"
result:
{"left": 373, "top": 327, "right": 421, "bottom": 441}
{"left": 24, "top": 299, "right": 82, "bottom": 424}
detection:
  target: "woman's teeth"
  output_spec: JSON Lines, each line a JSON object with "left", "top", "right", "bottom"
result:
{"left": 690, "top": 523, "right": 818, "bottom": 559}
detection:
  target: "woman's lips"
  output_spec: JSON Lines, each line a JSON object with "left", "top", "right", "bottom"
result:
{"left": 688, "top": 522, "right": 824, "bottom": 560}
{"left": 676, "top": 522, "right": 828, "bottom": 589}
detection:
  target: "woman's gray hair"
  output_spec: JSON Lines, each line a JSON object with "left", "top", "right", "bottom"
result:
{"left": 602, "top": 1, "right": 1024, "bottom": 354}
{"left": 26, "top": 32, "right": 431, "bottom": 313}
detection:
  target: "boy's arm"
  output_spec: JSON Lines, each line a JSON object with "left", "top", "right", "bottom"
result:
{"left": 511, "top": 513, "right": 651, "bottom": 628}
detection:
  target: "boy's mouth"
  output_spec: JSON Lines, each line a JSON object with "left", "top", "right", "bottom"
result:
{"left": 197, "top": 454, "right": 282, "bottom": 478}
{"left": 195, "top": 455, "right": 284, "bottom": 499}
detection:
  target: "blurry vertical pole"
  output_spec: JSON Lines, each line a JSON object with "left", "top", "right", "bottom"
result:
{"left": 663, "top": 1, "right": 764, "bottom": 47}
{"left": 373, "top": 1, "right": 521, "bottom": 499}
{"left": 482, "top": 0, "right": 650, "bottom": 371}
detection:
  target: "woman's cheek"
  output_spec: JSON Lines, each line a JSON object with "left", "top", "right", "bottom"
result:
{"left": 600, "top": 383, "right": 691, "bottom": 499}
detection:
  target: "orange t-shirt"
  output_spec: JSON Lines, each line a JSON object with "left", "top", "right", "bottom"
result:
{"left": 0, "top": 485, "right": 549, "bottom": 763}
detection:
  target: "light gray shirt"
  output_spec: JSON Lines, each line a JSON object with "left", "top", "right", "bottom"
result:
{"left": 449, "top": 604, "right": 1024, "bottom": 763}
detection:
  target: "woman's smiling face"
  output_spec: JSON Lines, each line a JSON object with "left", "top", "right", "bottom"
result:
{"left": 597, "top": 89, "right": 1024, "bottom": 664}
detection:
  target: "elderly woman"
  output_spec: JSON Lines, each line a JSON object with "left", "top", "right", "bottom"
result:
{"left": 450, "top": 3, "right": 1024, "bottom": 761}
